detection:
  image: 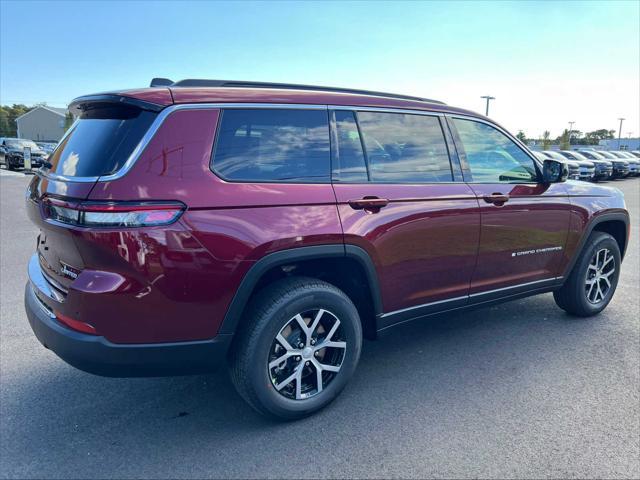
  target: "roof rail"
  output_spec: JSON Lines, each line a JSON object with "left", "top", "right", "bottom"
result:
{"left": 161, "top": 79, "right": 445, "bottom": 105}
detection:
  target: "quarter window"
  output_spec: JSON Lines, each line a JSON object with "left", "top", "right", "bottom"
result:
{"left": 212, "top": 109, "right": 330, "bottom": 182}
{"left": 333, "top": 110, "right": 368, "bottom": 182}
{"left": 357, "top": 112, "right": 453, "bottom": 183}
{"left": 452, "top": 119, "right": 538, "bottom": 183}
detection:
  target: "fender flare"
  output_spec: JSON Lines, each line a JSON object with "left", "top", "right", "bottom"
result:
{"left": 218, "top": 244, "right": 383, "bottom": 335}
{"left": 562, "top": 211, "right": 630, "bottom": 279}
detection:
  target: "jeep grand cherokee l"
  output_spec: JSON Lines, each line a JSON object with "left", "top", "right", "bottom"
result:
{"left": 558, "top": 150, "right": 613, "bottom": 181}
{"left": 24, "top": 80, "right": 630, "bottom": 419}
{"left": 591, "top": 150, "right": 630, "bottom": 178}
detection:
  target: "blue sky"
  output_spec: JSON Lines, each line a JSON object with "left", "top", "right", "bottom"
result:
{"left": 1, "top": 0, "right": 638, "bottom": 137}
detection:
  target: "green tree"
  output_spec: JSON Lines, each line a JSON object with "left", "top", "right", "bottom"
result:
{"left": 64, "top": 111, "right": 74, "bottom": 131}
{"left": 584, "top": 129, "right": 615, "bottom": 145}
{"left": 516, "top": 130, "right": 527, "bottom": 144}
{"left": 569, "top": 130, "right": 583, "bottom": 145}
{"left": 0, "top": 104, "right": 30, "bottom": 137}
{"left": 559, "top": 129, "right": 570, "bottom": 150}
{"left": 542, "top": 130, "right": 551, "bottom": 150}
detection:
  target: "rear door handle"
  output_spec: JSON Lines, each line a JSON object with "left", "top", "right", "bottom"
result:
{"left": 348, "top": 196, "right": 389, "bottom": 212}
{"left": 483, "top": 193, "right": 510, "bottom": 206}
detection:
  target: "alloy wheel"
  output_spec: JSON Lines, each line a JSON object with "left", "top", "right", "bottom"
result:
{"left": 268, "top": 309, "right": 346, "bottom": 400}
{"left": 585, "top": 248, "right": 615, "bottom": 304}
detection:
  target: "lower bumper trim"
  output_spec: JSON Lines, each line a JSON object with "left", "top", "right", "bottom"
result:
{"left": 25, "top": 283, "right": 232, "bottom": 377}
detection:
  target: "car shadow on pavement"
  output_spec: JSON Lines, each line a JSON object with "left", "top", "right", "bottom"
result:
{"left": 3, "top": 292, "right": 624, "bottom": 478}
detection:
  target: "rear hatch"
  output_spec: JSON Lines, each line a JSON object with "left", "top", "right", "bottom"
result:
{"left": 27, "top": 95, "right": 164, "bottom": 292}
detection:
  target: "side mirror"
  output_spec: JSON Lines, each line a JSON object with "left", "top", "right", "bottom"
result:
{"left": 542, "top": 159, "right": 568, "bottom": 183}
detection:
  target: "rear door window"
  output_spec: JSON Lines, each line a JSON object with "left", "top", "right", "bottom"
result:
{"left": 356, "top": 111, "right": 453, "bottom": 183}
{"left": 47, "top": 105, "right": 157, "bottom": 178}
{"left": 212, "top": 109, "right": 330, "bottom": 183}
{"left": 452, "top": 118, "right": 539, "bottom": 183}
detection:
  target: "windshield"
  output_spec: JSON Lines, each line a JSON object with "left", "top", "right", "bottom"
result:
{"left": 578, "top": 151, "right": 602, "bottom": 159}
{"left": 567, "top": 151, "right": 588, "bottom": 161}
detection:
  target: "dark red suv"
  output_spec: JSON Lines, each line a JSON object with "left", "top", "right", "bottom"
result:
{"left": 24, "top": 80, "right": 630, "bottom": 419}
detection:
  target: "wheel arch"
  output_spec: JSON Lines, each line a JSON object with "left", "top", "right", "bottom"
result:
{"left": 218, "top": 244, "right": 383, "bottom": 339}
{"left": 563, "top": 212, "right": 630, "bottom": 279}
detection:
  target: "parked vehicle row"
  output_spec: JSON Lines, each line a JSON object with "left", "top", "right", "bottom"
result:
{"left": 23, "top": 79, "right": 630, "bottom": 419}
{"left": 534, "top": 148, "right": 639, "bottom": 182}
{"left": 0, "top": 138, "right": 52, "bottom": 170}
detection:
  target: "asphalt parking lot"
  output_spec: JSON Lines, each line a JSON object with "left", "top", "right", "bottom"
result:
{"left": 0, "top": 170, "right": 638, "bottom": 479}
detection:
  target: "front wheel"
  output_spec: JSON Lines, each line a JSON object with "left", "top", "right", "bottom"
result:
{"left": 554, "top": 231, "right": 621, "bottom": 316}
{"left": 229, "top": 277, "right": 362, "bottom": 420}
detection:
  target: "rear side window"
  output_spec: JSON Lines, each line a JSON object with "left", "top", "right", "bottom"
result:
{"left": 357, "top": 112, "right": 452, "bottom": 183}
{"left": 452, "top": 119, "right": 538, "bottom": 183}
{"left": 47, "top": 105, "right": 157, "bottom": 177}
{"left": 212, "top": 109, "right": 330, "bottom": 183}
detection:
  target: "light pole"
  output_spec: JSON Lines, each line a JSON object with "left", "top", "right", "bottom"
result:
{"left": 481, "top": 95, "right": 495, "bottom": 116}
{"left": 617, "top": 118, "right": 625, "bottom": 149}
{"left": 568, "top": 121, "right": 575, "bottom": 147}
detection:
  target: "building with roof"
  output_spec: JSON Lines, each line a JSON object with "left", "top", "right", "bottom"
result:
{"left": 15, "top": 106, "right": 69, "bottom": 142}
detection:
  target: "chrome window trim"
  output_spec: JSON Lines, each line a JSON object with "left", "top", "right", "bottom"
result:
{"left": 329, "top": 104, "right": 444, "bottom": 117}
{"left": 379, "top": 276, "right": 562, "bottom": 318}
{"left": 36, "top": 103, "right": 329, "bottom": 184}
{"left": 36, "top": 102, "right": 529, "bottom": 185}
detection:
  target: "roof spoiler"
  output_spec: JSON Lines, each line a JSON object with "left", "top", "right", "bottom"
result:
{"left": 69, "top": 94, "right": 166, "bottom": 115}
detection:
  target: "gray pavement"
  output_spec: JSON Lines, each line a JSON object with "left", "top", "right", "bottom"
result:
{"left": 1, "top": 170, "right": 638, "bottom": 479}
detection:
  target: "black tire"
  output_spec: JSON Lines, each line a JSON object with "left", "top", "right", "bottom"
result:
{"left": 554, "top": 231, "right": 621, "bottom": 316}
{"left": 6, "top": 156, "right": 15, "bottom": 170}
{"left": 229, "top": 276, "right": 362, "bottom": 420}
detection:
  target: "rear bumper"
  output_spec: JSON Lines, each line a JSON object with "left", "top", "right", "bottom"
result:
{"left": 25, "top": 281, "right": 233, "bottom": 377}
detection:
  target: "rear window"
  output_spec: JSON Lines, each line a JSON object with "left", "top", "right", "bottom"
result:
{"left": 47, "top": 105, "right": 156, "bottom": 177}
{"left": 212, "top": 109, "right": 330, "bottom": 183}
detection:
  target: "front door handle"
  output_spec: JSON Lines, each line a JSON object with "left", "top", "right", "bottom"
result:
{"left": 348, "top": 196, "right": 389, "bottom": 212}
{"left": 483, "top": 193, "right": 510, "bottom": 206}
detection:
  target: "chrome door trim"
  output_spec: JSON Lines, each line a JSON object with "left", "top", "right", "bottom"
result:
{"left": 378, "top": 295, "right": 468, "bottom": 319}
{"left": 468, "top": 277, "right": 562, "bottom": 297}
{"left": 379, "top": 276, "right": 563, "bottom": 319}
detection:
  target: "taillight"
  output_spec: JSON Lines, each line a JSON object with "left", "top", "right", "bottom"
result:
{"left": 43, "top": 198, "right": 185, "bottom": 228}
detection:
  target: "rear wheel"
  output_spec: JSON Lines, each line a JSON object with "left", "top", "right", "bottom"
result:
{"left": 554, "top": 231, "right": 621, "bottom": 316}
{"left": 229, "top": 277, "right": 362, "bottom": 420}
